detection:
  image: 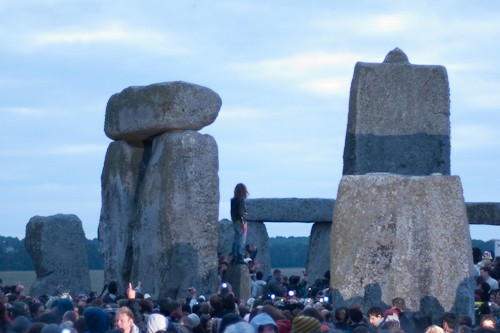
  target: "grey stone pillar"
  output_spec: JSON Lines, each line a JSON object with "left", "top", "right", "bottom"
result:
{"left": 306, "top": 223, "right": 331, "bottom": 286}
{"left": 246, "top": 221, "right": 272, "bottom": 277}
{"left": 343, "top": 48, "right": 450, "bottom": 176}
{"left": 99, "top": 81, "right": 222, "bottom": 299}
{"left": 99, "top": 141, "right": 144, "bottom": 294}
{"left": 25, "top": 214, "right": 91, "bottom": 297}
{"left": 330, "top": 174, "right": 474, "bottom": 322}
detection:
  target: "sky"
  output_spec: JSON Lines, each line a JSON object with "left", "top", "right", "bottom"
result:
{"left": 1, "top": 1, "right": 499, "bottom": 241}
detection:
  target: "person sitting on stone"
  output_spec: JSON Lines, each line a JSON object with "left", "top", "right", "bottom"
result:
{"left": 266, "top": 269, "right": 287, "bottom": 298}
{"left": 481, "top": 267, "right": 499, "bottom": 291}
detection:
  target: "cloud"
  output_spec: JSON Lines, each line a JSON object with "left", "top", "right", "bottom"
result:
{"left": 227, "top": 53, "right": 358, "bottom": 95}
{"left": 12, "top": 21, "right": 191, "bottom": 56}
{"left": 0, "top": 106, "right": 45, "bottom": 116}
{"left": 0, "top": 144, "right": 107, "bottom": 157}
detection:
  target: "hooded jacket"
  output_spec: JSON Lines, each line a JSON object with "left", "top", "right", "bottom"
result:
{"left": 250, "top": 313, "right": 278, "bottom": 333}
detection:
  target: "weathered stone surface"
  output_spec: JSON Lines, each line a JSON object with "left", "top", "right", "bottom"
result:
{"left": 330, "top": 174, "right": 474, "bottom": 322}
{"left": 225, "top": 264, "right": 252, "bottom": 300}
{"left": 246, "top": 198, "right": 334, "bottom": 222}
{"left": 25, "top": 214, "right": 91, "bottom": 297}
{"left": 246, "top": 222, "right": 272, "bottom": 277}
{"left": 105, "top": 81, "right": 222, "bottom": 141}
{"left": 132, "top": 131, "right": 220, "bottom": 299}
{"left": 99, "top": 141, "right": 144, "bottom": 294}
{"left": 343, "top": 48, "right": 450, "bottom": 176}
{"left": 306, "top": 223, "right": 331, "bottom": 285}
{"left": 217, "top": 219, "right": 233, "bottom": 257}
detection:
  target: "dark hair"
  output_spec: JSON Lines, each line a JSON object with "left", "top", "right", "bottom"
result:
{"left": 392, "top": 297, "right": 406, "bottom": 311}
{"left": 349, "top": 308, "right": 364, "bottom": 323}
{"left": 458, "top": 315, "right": 473, "bottom": 327}
{"left": 443, "top": 312, "right": 458, "bottom": 330}
{"left": 234, "top": 183, "right": 249, "bottom": 198}
{"left": 481, "top": 266, "right": 492, "bottom": 274}
{"left": 335, "top": 306, "right": 349, "bottom": 323}
{"left": 108, "top": 281, "right": 118, "bottom": 294}
{"left": 256, "top": 271, "right": 264, "bottom": 280}
{"left": 368, "top": 306, "right": 383, "bottom": 317}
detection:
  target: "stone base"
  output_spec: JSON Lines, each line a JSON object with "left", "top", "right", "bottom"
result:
{"left": 225, "top": 263, "right": 252, "bottom": 301}
{"left": 330, "top": 174, "right": 474, "bottom": 323}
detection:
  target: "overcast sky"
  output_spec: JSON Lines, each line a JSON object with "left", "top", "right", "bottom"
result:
{"left": 1, "top": 1, "right": 499, "bottom": 241}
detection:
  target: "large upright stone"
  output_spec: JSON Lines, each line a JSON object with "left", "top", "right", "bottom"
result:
{"left": 246, "top": 222, "right": 272, "bottom": 277}
{"left": 132, "top": 130, "right": 220, "bottom": 299}
{"left": 99, "top": 141, "right": 144, "bottom": 294}
{"left": 306, "top": 223, "right": 331, "bottom": 285}
{"left": 105, "top": 81, "right": 222, "bottom": 142}
{"left": 25, "top": 214, "right": 91, "bottom": 297}
{"left": 343, "top": 48, "right": 450, "bottom": 176}
{"left": 330, "top": 174, "right": 474, "bottom": 322}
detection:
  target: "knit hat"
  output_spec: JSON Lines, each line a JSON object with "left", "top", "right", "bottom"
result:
{"left": 187, "top": 313, "right": 200, "bottom": 328}
{"left": 292, "top": 316, "right": 321, "bottom": 333}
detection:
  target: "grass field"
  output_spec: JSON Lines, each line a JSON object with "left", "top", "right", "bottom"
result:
{"left": 1, "top": 268, "right": 303, "bottom": 294}
{"left": 1, "top": 270, "right": 105, "bottom": 293}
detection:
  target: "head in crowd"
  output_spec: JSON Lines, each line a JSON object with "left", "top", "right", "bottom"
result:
{"left": 442, "top": 312, "right": 458, "bottom": 333}
{"left": 250, "top": 313, "right": 279, "bottom": 333}
{"left": 115, "top": 307, "right": 135, "bottom": 333}
{"left": 392, "top": 298, "right": 406, "bottom": 312}
{"left": 335, "top": 306, "right": 349, "bottom": 323}
{"left": 480, "top": 314, "right": 497, "bottom": 329}
{"left": 83, "top": 307, "right": 110, "bottom": 333}
{"left": 146, "top": 313, "right": 167, "bottom": 333}
{"left": 224, "top": 321, "right": 254, "bottom": 333}
{"left": 292, "top": 315, "right": 321, "bottom": 333}
{"left": 368, "top": 306, "right": 384, "bottom": 326}
{"left": 425, "top": 325, "right": 445, "bottom": 333}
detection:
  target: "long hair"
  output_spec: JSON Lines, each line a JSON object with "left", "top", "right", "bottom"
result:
{"left": 233, "top": 183, "right": 249, "bottom": 199}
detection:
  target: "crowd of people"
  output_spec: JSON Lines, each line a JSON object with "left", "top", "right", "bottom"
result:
{"left": 1, "top": 246, "right": 500, "bottom": 333}
{"left": 0, "top": 182, "right": 498, "bottom": 333}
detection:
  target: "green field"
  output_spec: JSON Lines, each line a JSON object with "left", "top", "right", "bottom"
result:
{"left": 1, "top": 268, "right": 303, "bottom": 294}
{"left": 1, "top": 270, "right": 105, "bottom": 293}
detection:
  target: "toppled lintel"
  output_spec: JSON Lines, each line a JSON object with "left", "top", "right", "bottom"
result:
{"left": 246, "top": 198, "right": 500, "bottom": 225}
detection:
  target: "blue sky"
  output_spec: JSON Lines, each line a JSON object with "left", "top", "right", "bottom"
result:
{"left": 1, "top": 1, "right": 499, "bottom": 241}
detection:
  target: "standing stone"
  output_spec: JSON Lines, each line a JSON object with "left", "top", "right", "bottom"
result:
{"left": 104, "top": 81, "right": 222, "bottom": 142}
{"left": 306, "top": 223, "right": 331, "bottom": 285}
{"left": 343, "top": 48, "right": 450, "bottom": 176}
{"left": 132, "top": 131, "right": 220, "bottom": 299}
{"left": 330, "top": 174, "right": 474, "bottom": 321}
{"left": 99, "top": 81, "right": 222, "bottom": 300}
{"left": 246, "top": 222, "right": 272, "bottom": 277}
{"left": 217, "top": 219, "right": 233, "bottom": 257}
{"left": 25, "top": 214, "right": 91, "bottom": 296}
{"left": 225, "top": 264, "right": 252, "bottom": 300}
{"left": 99, "top": 141, "right": 144, "bottom": 294}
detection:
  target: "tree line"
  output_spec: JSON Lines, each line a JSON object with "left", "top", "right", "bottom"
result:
{"left": 0, "top": 235, "right": 495, "bottom": 271}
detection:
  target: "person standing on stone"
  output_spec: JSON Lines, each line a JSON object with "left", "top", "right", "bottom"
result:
{"left": 230, "top": 183, "right": 249, "bottom": 264}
